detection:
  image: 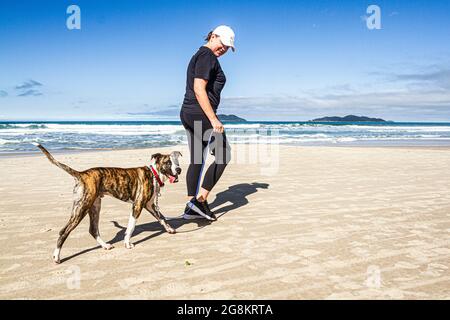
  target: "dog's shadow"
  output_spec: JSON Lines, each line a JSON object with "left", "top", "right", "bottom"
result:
{"left": 60, "top": 182, "right": 269, "bottom": 263}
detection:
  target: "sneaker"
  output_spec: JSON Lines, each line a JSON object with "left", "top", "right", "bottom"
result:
{"left": 182, "top": 205, "right": 204, "bottom": 220}
{"left": 201, "top": 200, "right": 217, "bottom": 221}
{"left": 187, "top": 197, "right": 216, "bottom": 221}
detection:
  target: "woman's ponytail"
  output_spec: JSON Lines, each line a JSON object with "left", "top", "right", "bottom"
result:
{"left": 204, "top": 31, "right": 213, "bottom": 42}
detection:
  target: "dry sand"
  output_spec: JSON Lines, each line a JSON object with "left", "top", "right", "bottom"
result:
{"left": 0, "top": 144, "right": 449, "bottom": 299}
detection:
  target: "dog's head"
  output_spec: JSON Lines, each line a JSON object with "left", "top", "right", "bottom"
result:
{"left": 151, "top": 151, "right": 182, "bottom": 183}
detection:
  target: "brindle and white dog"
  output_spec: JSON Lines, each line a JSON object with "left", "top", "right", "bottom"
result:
{"left": 33, "top": 143, "right": 182, "bottom": 264}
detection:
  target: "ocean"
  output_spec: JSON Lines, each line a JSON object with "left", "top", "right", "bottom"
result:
{"left": 1, "top": 121, "right": 450, "bottom": 153}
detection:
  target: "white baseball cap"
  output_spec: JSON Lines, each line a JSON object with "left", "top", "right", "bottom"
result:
{"left": 212, "top": 25, "right": 235, "bottom": 52}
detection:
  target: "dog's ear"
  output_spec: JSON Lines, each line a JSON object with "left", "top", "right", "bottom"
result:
{"left": 151, "top": 153, "right": 163, "bottom": 162}
{"left": 171, "top": 151, "right": 182, "bottom": 158}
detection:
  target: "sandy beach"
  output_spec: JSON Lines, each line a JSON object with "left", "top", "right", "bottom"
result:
{"left": 0, "top": 144, "right": 449, "bottom": 299}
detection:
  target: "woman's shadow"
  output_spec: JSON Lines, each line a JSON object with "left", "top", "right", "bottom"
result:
{"left": 109, "top": 181, "right": 269, "bottom": 236}
{"left": 60, "top": 182, "right": 269, "bottom": 263}
{"left": 110, "top": 182, "right": 269, "bottom": 235}
{"left": 209, "top": 182, "right": 269, "bottom": 218}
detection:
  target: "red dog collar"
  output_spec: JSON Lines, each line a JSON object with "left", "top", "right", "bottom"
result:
{"left": 150, "top": 165, "right": 164, "bottom": 187}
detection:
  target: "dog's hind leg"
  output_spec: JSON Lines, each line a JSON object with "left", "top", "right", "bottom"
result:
{"left": 88, "top": 197, "right": 114, "bottom": 250}
{"left": 54, "top": 205, "right": 90, "bottom": 264}
{"left": 124, "top": 202, "right": 143, "bottom": 249}
{"left": 145, "top": 203, "right": 176, "bottom": 234}
{"left": 53, "top": 183, "right": 94, "bottom": 264}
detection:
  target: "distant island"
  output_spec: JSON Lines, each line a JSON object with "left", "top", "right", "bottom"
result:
{"left": 310, "top": 115, "right": 389, "bottom": 122}
{"left": 217, "top": 114, "right": 247, "bottom": 122}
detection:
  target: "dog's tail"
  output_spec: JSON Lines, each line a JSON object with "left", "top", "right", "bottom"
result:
{"left": 32, "top": 142, "right": 80, "bottom": 178}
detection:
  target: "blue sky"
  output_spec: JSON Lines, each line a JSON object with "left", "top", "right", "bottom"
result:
{"left": 0, "top": 0, "right": 449, "bottom": 121}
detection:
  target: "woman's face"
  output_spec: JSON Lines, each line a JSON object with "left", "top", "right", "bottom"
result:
{"left": 209, "top": 34, "right": 230, "bottom": 57}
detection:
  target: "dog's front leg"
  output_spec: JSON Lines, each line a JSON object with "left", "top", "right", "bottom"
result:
{"left": 124, "top": 203, "right": 142, "bottom": 249}
{"left": 145, "top": 203, "right": 176, "bottom": 234}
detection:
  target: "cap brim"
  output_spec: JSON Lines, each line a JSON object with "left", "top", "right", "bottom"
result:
{"left": 224, "top": 42, "right": 235, "bottom": 52}
{"left": 219, "top": 37, "right": 235, "bottom": 52}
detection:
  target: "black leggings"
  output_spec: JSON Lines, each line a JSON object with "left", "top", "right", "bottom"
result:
{"left": 180, "top": 109, "right": 231, "bottom": 196}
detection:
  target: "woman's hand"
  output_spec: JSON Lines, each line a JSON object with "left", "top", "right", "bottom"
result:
{"left": 211, "top": 118, "right": 224, "bottom": 133}
{"left": 193, "top": 78, "right": 224, "bottom": 133}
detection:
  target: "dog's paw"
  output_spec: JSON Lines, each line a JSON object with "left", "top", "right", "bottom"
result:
{"left": 166, "top": 228, "right": 176, "bottom": 234}
{"left": 52, "top": 249, "right": 61, "bottom": 264}
{"left": 104, "top": 244, "right": 114, "bottom": 250}
{"left": 125, "top": 242, "right": 135, "bottom": 249}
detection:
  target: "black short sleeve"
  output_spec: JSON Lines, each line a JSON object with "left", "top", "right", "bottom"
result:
{"left": 182, "top": 46, "right": 226, "bottom": 113}
{"left": 194, "top": 51, "right": 215, "bottom": 80}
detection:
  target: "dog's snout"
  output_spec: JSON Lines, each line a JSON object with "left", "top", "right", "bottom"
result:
{"left": 175, "top": 167, "right": 181, "bottom": 174}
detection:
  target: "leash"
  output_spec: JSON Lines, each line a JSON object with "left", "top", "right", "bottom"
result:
{"left": 150, "top": 167, "right": 187, "bottom": 221}
{"left": 162, "top": 131, "right": 215, "bottom": 221}
{"left": 194, "top": 131, "right": 215, "bottom": 197}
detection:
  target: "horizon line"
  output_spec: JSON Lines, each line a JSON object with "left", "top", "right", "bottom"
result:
{"left": 2, "top": 119, "right": 450, "bottom": 124}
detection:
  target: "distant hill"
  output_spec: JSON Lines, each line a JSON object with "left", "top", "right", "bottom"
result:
{"left": 217, "top": 114, "right": 247, "bottom": 122}
{"left": 310, "top": 115, "right": 389, "bottom": 122}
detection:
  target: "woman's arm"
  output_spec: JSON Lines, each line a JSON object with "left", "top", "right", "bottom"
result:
{"left": 194, "top": 78, "right": 224, "bottom": 133}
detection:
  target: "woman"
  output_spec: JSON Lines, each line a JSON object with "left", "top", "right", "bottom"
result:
{"left": 180, "top": 25, "right": 235, "bottom": 221}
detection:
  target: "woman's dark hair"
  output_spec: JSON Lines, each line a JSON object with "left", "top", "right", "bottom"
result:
{"left": 204, "top": 31, "right": 213, "bottom": 42}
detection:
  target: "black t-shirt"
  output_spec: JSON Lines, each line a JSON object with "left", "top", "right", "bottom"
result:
{"left": 181, "top": 46, "right": 226, "bottom": 114}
